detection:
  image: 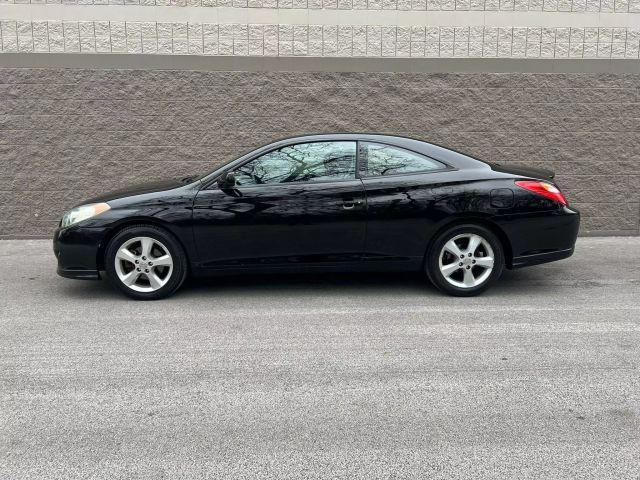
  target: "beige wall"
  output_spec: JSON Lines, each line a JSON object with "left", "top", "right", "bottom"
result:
{"left": 1, "top": 61, "right": 638, "bottom": 237}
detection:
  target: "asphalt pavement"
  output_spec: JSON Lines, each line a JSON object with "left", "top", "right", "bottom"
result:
{"left": 1, "top": 237, "right": 639, "bottom": 479}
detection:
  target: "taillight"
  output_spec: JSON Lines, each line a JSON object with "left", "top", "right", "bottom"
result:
{"left": 515, "top": 180, "right": 567, "bottom": 206}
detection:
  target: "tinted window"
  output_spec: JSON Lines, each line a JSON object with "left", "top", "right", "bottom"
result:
{"left": 365, "top": 143, "right": 446, "bottom": 176}
{"left": 234, "top": 141, "right": 357, "bottom": 186}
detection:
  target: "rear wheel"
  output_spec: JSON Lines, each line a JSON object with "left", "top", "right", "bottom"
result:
{"left": 105, "top": 225, "right": 187, "bottom": 300}
{"left": 426, "top": 224, "right": 504, "bottom": 296}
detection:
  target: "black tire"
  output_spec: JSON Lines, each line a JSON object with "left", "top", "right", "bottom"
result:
{"left": 104, "top": 224, "right": 188, "bottom": 300}
{"left": 426, "top": 223, "right": 504, "bottom": 297}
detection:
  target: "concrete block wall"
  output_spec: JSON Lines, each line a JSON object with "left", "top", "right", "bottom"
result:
{"left": 1, "top": 66, "right": 638, "bottom": 237}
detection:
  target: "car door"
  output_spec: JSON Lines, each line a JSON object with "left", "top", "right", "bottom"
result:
{"left": 192, "top": 140, "right": 366, "bottom": 269}
{"left": 359, "top": 141, "right": 454, "bottom": 264}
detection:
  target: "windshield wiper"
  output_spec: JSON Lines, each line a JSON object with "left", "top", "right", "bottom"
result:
{"left": 180, "top": 174, "right": 200, "bottom": 183}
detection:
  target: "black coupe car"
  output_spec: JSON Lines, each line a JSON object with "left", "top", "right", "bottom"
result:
{"left": 54, "top": 134, "right": 579, "bottom": 299}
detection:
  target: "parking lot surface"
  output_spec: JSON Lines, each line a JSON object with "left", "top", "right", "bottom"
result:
{"left": 1, "top": 237, "right": 639, "bottom": 479}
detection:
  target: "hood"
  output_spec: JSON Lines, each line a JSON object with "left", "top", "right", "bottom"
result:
{"left": 489, "top": 163, "right": 555, "bottom": 181}
{"left": 80, "top": 176, "right": 200, "bottom": 205}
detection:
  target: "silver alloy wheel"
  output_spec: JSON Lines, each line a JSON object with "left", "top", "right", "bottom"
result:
{"left": 438, "top": 233, "right": 495, "bottom": 289}
{"left": 114, "top": 236, "right": 174, "bottom": 293}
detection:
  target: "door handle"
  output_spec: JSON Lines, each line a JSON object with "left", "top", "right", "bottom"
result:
{"left": 343, "top": 199, "right": 364, "bottom": 210}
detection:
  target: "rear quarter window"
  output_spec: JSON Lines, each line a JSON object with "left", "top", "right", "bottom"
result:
{"left": 363, "top": 143, "right": 447, "bottom": 176}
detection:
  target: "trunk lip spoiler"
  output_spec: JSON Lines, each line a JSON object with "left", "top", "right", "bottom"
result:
{"left": 488, "top": 162, "right": 555, "bottom": 180}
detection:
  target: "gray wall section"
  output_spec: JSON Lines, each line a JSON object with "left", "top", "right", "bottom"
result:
{"left": 1, "top": 62, "right": 639, "bottom": 237}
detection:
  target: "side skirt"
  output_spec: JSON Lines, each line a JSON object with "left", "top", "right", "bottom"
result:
{"left": 190, "top": 258, "right": 423, "bottom": 277}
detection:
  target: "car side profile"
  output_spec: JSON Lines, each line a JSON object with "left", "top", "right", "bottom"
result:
{"left": 53, "top": 134, "right": 580, "bottom": 300}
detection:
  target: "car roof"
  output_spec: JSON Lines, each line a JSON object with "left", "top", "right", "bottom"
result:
{"left": 257, "top": 134, "right": 488, "bottom": 170}
{"left": 200, "top": 133, "right": 489, "bottom": 185}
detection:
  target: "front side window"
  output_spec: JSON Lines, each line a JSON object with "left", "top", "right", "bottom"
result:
{"left": 364, "top": 143, "right": 446, "bottom": 176}
{"left": 234, "top": 141, "right": 357, "bottom": 186}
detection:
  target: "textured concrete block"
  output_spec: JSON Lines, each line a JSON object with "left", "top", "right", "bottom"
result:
{"left": 64, "top": 38, "right": 80, "bottom": 52}
{"left": 157, "top": 23, "right": 172, "bottom": 37}
{"left": 80, "top": 37, "right": 96, "bottom": 52}
{"left": 468, "top": 42, "right": 483, "bottom": 56}
{"left": 33, "top": 36, "right": 50, "bottom": 52}
{"left": 16, "top": 21, "right": 32, "bottom": 36}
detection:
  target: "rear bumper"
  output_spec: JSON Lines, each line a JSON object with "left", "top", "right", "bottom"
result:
{"left": 495, "top": 206, "right": 580, "bottom": 269}
{"left": 511, "top": 246, "right": 574, "bottom": 269}
{"left": 53, "top": 226, "right": 107, "bottom": 280}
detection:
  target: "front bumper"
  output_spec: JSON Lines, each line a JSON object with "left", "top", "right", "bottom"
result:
{"left": 53, "top": 226, "right": 107, "bottom": 280}
{"left": 57, "top": 265, "right": 101, "bottom": 280}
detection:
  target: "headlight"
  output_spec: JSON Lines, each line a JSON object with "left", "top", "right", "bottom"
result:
{"left": 60, "top": 203, "right": 110, "bottom": 228}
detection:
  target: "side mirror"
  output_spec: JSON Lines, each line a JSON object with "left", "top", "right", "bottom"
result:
{"left": 217, "top": 171, "right": 236, "bottom": 188}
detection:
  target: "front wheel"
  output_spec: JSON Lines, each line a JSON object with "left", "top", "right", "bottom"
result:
{"left": 426, "top": 224, "right": 504, "bottom": 297}
{"left": 105, "top": 225, "right": 188, "bottom": 300}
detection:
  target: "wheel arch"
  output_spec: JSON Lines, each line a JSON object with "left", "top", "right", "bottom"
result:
{"left": 425, "top": 216, "right": 514, "bottom": 269}
{"left": 96, "top": 217, "right": 191, "bottom": 271}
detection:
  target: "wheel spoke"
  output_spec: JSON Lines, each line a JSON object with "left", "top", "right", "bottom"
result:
{"left": 116, "top": 248, "right": 137, "bottom": 264}
{"left": 443, "top": 240, "right": 463, "bottom": 258}
{"left": 140, "top": 237, "right": 154, "bottom": 258}
{"left": 475, "top": 256, "right": 494, "bottom": 269}
{"left": 152, "top": 254, "right": 172, "bottom": 267}
{"left": 466, "top": 234, "right": 481, "bottom": 255}
{"left": 463, "top": 269, "right": 476, "bottom": 287}
{"left": 440, "top": 262, "right": 460, "bottom": 278}
{"left": 439, "top": 232, "right": 495, "bottom": 290}
{"left": 116, "top": 236, "right": 174, "bottom": 292}
{"left": 147, "top": 272, "right": 163, "bottom": 290}
{"left": 121, "top": 270, "right": 140, "bottom": 286}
